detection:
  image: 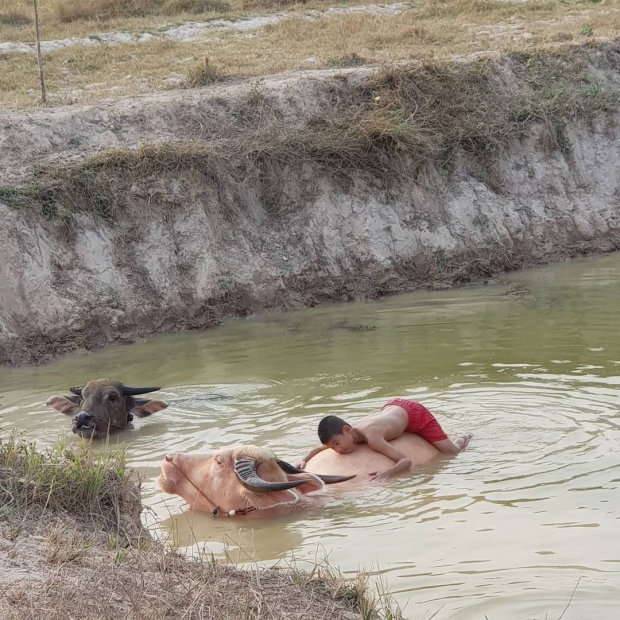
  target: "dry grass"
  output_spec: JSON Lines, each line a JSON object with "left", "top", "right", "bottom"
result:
{"left": 5, "top": 43, "right": 618, "bottom": 224}
{"left": 1, "top": 0, "right": 619, "bottom": 109}
{"left": 1, "top": 548, "right": 401, "bottom": 619}
{"left": 45, "top": 521, "right": 96, "bottom": 564}
{"left": 241, "top": 0, "right": 324, "bottom": 9}
{"left": 0, "top": 436, "right": 402, "bottom": 620}
{"left": 0, "top": 11, "right": 32, "bottom": 26}
{"left": 0, "top": 0, "right": 365, "bottom": 42}
{"left": 326, "top": 51, "right": 367, "bottom": 68}
{"left": 54, "top": 0, "right": 232, "bottom": 24}
{"left": 185, "top": 56, "right": 228, "bottom": 86}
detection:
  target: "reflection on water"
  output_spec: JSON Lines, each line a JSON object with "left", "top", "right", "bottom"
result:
{"left": 2, "top": 252, "right": 620, "bottom": 619}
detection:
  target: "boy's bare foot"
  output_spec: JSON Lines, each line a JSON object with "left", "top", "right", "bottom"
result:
{"left": 454, "top": 433, "right": 474, "bottom": 451}
{"left": 432, "top": 433, "right": 474, "bottom": 455}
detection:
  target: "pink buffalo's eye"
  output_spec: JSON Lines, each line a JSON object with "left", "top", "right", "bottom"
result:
{"left": 109, "top": 393, "right": 118, "bottom": 402}
{"left": 215, "top": 457, "right": 223, "bottom": 466}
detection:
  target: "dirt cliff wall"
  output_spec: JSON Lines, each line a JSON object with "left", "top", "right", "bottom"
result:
{"left": 2, "top": 43, "right": 620, "bottom": 365}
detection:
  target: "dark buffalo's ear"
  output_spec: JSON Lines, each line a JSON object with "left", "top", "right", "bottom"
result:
{"left": 46, "top": 395, "right": 81, "bottom": 416}
{"left": 128, "top": 397, "right": 168, "bottom": 418}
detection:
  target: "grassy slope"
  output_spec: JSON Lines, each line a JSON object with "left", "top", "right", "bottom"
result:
{"left": 0, "top": 0, "right": 619, "bottom": 108}
{"left": 4, "top": 43, "right": 619, "bottom": 225}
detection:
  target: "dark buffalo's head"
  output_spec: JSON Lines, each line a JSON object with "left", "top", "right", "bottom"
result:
{"left": 46, "top": 378, "right": 168, "bottom": 439}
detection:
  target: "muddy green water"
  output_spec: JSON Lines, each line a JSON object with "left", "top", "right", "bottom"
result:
{"left": 2, "top": 253, "right": 620, "bottom": 619}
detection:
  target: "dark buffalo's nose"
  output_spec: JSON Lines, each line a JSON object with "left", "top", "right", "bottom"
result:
{"left": 74, "top": 411, "right": 93, "bottom": 428}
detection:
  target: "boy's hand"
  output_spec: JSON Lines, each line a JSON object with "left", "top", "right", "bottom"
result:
{"left": 368, "top": 471, "right": 388, "bottom": 482}
{"left": 296, "top": 461, "right": 306, "bottom": 470}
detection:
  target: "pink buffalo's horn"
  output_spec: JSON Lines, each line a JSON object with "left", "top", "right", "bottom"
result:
{"left": 234, "top": 458, "right": 307, "bottom": 493}
{"left": 277, "top": 459, "right": 356, "bottom": 484}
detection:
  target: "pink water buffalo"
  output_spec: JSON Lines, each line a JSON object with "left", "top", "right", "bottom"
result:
{"left": 158, "top": 445, "right": 355, "bottom": 518}
{"left": 157, "top": 434, "right": 441, "bottom": 518}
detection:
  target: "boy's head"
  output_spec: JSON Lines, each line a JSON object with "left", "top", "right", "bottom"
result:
{"left": 318, "top": 415, "right": 355, "bottom": 454}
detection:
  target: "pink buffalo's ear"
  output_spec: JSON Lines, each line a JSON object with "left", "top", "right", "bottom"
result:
{"left": 246, "top": 474, "right": 325, "bottom": 510}
{"left": 46, "top": 395, "right": 81, "bottom": 416}
{"left": 285, "top": 473, "right": 324, "bottom": 495}
{"left": 129, "top": 398, "right": 168, "bottom": 418}
{"left": 246, "top": 488, "right": 300, "bottom": 510}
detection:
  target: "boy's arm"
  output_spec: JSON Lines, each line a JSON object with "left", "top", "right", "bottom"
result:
{"left": 296, "top": 444, "right": 329, "bottom": 469}
{"left": 366, "top": 438, "right": 412, "bottom": 480}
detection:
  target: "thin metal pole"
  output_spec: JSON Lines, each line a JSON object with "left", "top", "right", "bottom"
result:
{"left": 33, "top": 0, "right": 47, "bottom": 104}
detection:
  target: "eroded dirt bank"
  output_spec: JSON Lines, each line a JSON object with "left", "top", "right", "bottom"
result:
{"left": 1, "top": 41, "right": 620, "bottom": 366}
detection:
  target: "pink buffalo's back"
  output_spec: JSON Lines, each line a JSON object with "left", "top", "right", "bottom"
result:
{"left": 305, "top": 434, "right": 441, "bottom": 483}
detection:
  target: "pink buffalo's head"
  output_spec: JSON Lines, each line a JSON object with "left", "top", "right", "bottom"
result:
{"left": 158, "top": 445, "right": 355, "bottom": 516}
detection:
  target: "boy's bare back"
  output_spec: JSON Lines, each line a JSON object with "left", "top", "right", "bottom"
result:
{"left": 351, "top": 405, "right": 410, "bottom": 444}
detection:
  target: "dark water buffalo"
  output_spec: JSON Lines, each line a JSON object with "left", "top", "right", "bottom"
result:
{"left": 46, "top": 378, "right": 168, "bottom": 438}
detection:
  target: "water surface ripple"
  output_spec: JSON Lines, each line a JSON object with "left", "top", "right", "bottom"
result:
{"left": 2, "top": 253, "right": 620, "bottom": 619}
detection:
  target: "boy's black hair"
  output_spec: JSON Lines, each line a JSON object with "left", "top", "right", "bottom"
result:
{"left": 318, "top": 415, "right": 350, "bottom": 444}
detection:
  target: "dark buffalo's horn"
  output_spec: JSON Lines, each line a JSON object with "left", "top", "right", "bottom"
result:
{"left": 121, "top": 385, "right": 161, "bottom": 396}
{"left": 234, "top": 458, "right": 306, "bottom": 493}
{"left": 277, "top": 459, "right": 357, "bottom": 484}
{"left": 69, "top": 386, "right": 83, "bottom": 396}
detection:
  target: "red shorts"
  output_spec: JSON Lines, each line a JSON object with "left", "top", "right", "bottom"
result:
{"left": 381, "top": 398, "right": 448, "bottom": 443}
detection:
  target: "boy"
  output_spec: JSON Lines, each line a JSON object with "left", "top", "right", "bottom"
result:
{"left": 296, "top": 398, "right": 473, "bottom": 481}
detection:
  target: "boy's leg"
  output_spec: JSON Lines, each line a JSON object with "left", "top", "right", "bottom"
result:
{"left": 395, "top": 399, "right": 474, "bottom": 455}
{"left": 432, "top": 434, "right": 473, "bottom": 455}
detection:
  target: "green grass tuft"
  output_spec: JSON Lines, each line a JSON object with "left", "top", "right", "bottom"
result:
{"left": 0, "top": 433, "right": 133, "bottom": 536}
